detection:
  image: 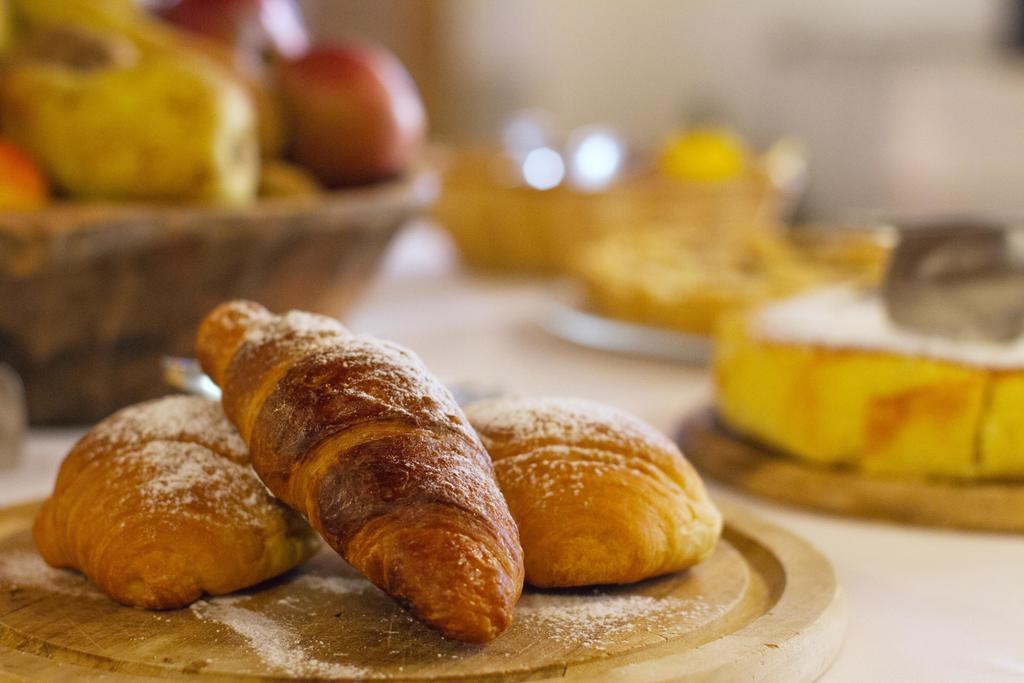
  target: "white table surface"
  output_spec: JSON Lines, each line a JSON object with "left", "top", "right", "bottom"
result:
{"left": 3, "top": 224, "right": 1023, "bottom": 683}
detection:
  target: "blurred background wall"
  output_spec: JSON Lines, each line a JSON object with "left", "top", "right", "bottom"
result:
{"left": 303, "top": 0, "right": 1022, "bottom": 220}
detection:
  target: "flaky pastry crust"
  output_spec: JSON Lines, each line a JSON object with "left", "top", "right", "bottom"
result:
{"left": 196, "top": 301, "right": 524, "bottom": 643}
{"left": 34, "top": 396, "right": 319, "bottom": 609}
{"left": 466, "top": 397, "right": 722, "bottom": 587}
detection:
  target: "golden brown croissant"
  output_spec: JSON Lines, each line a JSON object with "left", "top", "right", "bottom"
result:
{"left": 33, "top": 396, "right": 319, "bottom": 609}
{"left": 465, "top": 397, "right": 722, "bottom": 587}
{"left": 196, "top": 301, "right": 525, "bottom": 643}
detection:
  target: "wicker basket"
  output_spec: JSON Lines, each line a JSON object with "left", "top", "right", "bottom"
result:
{"left": 433, "top": 147, "right": 781, "bottom": 273}
{"left": 0, "top": 169, "right": 436, "bottom": 424}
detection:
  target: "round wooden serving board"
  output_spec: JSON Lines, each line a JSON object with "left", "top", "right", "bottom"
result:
{"left": 679, "top": 407, "right": 1024, "bottom": 533}
{"left": 0, "top": 500, "right": 843, "bottom": 682}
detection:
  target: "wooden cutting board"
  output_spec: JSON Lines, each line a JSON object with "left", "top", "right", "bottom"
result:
{"left": 680, "top": 407, "right": 1024, "bottom": 533}
{"left": 0, "top": 499, "right": 844, "bottom": 682}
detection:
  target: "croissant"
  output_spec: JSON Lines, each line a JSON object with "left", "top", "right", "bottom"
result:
{"left": 196, "top": 301, "right": 525, "bottom": 643}
{"left": 465, "top": 397, "right": 722, "bottom": 587}
{"left": 33, "top": 396, "right": 319, "bottom": 609}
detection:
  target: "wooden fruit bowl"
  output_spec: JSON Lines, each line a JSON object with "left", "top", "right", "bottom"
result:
{"left": 0, "top": 169, "right": 437, "bottom": 425}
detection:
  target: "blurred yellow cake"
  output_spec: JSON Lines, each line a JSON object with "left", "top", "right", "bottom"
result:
{"left": 715, "top": 287, "right": 1024, "bottom": 479}
{"left": 573, "top": 227, "right": 887, "bottom": 336}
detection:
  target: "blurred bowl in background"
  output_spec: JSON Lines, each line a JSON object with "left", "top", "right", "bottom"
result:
{"left": 0, "top": 166, "right": 436, "bottom": 424}
{"left": 433, "top": 146, "right": 782, "bottom": 274}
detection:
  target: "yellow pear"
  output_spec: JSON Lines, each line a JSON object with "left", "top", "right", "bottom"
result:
{"left": 7, "top": 0, "right": 175, "bottom": 53}
{"left": 0, "top": 53, "right": 258, "bottom": 203}
{"left": 7, "top": 0, "right": 285, "bottom": 157}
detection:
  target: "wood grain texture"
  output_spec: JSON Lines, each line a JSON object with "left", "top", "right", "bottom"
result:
{"left": 680, "top": 407, "right": 1024, "bottom": 533}
{"left": 0, "top": 499, "right": 844, "bottom": 682}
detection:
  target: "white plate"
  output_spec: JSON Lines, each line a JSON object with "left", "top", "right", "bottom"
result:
{"left": 545, "top": 302, "right": 712, "bottom": 363}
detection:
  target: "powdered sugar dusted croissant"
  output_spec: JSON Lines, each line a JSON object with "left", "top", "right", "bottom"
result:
{"left": 466, "top": 397, "right": 722, "bottom": 587}
{"left": 33, "top": 396, "right": 319, "bottom": 609}
{"left": 196, "top": 301, "right": 524, "bottom": 643}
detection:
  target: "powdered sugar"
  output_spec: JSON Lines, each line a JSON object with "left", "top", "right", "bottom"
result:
{"left": 333, "top": 336, "right": 476, "bottom": 439}
{"left": 138, "top": 443, "right": 223, "bottom": 498}
{"left": 292, "top": 573, "right": 375, "bottom": 596}
{"left": 188, "top": 581, "right": 715, "bottom": 670}
{"left": 754, "top": 286, "right": 1024, "bottom": 369}
{"left": 465, "top": 397, "right": 693, "bottom": 503}
{"left": 2, "top": 547, "right": 727, "bottom": 673}
{"left": 496, "top": 446, "right": 621, "bottom": 501}
{"left": 91, "top": 396, "right": 247, "bottom": 461}
{"left": 0, "top": 550, "right": 103, "bottom": 598}
{"left": 466, "top": 397, "right": 677, "bottom": 455}
{"left": 517, "top": 591, "right": 720, "bottom": 648}
{"left": 191, "top": 597, "right": 367, "bottom": 679}
{"left": 242, "top": 309, "right": 349, "bottom": 348}
{"left": 239, "top": 311, "right": 478, "bottom": 444}
{"left": 73, "top": 396, "right": 277, "bottom": 524}
{"left": 115, "top": 440, "right": 271, "bottom": 524}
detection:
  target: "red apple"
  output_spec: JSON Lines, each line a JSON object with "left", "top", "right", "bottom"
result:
{"left": 164, "top": 0, "right": 309, "bottom": 60}
{"left": 279, "top": 42, "right": 426, "bottom": 187}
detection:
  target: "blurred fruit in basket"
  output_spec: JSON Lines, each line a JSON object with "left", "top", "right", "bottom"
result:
{"left": 184, "top": 33, "right": 286, "bottom": 158}
{"left": 14, "top": 23, "right": 139, "bottom": 69}
{"left": 0, "top": 138, "right": 48, "bottom": 210}
{"left": 258, "top": 159, "right": 321, "bottom": 198}
{"left": 9, "top": 0, "right": 174, "bottom": 51}
{"left": 165, "top": 0, "right": 309, "bottom": 60}
{"left": 280, "top": 43, "right": 426, "bottom": 187}
{"left": 0, "top": 0, "right": 426, "bottom": 204}
{"left": 0, "top": 0, "right": 433, "bottom": 425}
{"left": 9, "top": 0, "right": 285, "bottom": 160}
{"left": 178, "top": 37, "right": 283, "bottom": 165}
{"left": 659, "top": 127, "right": 748, "bottom": 182}
{"left": 1, "top": 34, "right": 258, "bottom": 202}
{"left": 165, "top": 0, "right": 308, "bottom": 158}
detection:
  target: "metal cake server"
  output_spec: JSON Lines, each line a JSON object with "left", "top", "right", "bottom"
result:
{"left": 161, "top": 356, "right": 221, "bottom": 401}
{"left": 882, "top": 219, "right": 1024, "bottom": 342}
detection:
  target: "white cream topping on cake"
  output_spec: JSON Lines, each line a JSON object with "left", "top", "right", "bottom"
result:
{"left": 753, "top": 286, "right": 1024, "bottom": 369}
